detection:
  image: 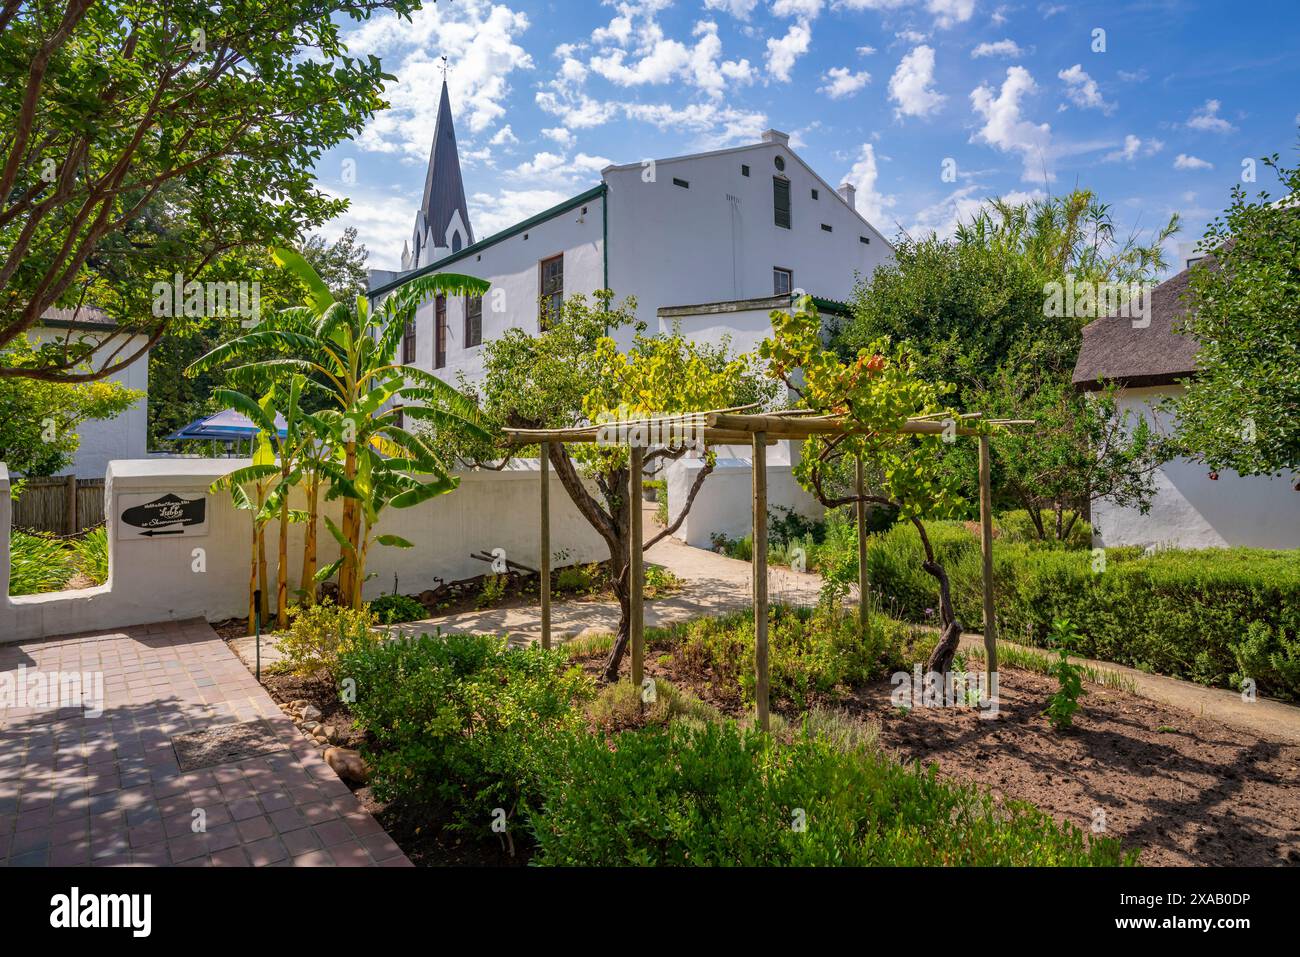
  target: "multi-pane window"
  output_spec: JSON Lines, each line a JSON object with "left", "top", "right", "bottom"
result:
{"left": 434, "top": 295, "right": 447, "bottom": 370}
{"left": 402, "top": 319, "right": 416, "bottom": 364}
{"left": 465, "top": 294, "right": 483, "bottom": 348}
{"left": 774, "top": 267, "right": 793, "bottom": 296}
{"left": 773, "top": 177, "right": 791, "bottom": 229}
{"left": 539, "top": 254, "right": 563, "bottom": 329}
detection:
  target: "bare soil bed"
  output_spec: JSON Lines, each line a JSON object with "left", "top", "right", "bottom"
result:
{"left": 577, "top": 645, "right": 1300, "bottom": 867}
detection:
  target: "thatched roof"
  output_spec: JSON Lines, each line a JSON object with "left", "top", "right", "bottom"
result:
{"left": 1071, "top": 262, "right": 1208, "bottom": 391}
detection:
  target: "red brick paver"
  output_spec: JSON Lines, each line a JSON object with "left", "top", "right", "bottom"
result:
{"left": 0, "top": 619, "right": 408, "bottom": 867}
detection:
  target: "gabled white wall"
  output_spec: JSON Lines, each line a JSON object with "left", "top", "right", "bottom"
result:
{"left": 1092, "top": 385, "right": 1300, "bottom": 549}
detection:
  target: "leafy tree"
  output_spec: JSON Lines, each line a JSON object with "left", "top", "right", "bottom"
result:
{"left": 1174, "top": 152, "right": 1300, "bottom": 480}
{"left": 191, "top": 248, "right": 489, "bottom": 611}
{"left": 0, "top": 337, "right": 140, "bottom": 475}
{"left": 471, "top": 292, "right": 772, "bottom": 680}
{"left": 761, "top": 298, "right": 971, "bottom": 674}
{"left": 0, "top": 0, "right": 421, "bottom": 382}
{"left": 842, "top": 190, "right": 1177, "bottom": 540}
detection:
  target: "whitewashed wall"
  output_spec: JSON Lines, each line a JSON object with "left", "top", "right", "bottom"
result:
{"left": 30, "top": 328, "right": 150, "bottom": 479}
{"left": 0, "top": 458, "right": 606, "bottom": 644}
{"left": 1092, "top": 385, "right": 1300, "bottom": 549}
{"left": 665, "top": 456, "right": 824, "bottom": 549}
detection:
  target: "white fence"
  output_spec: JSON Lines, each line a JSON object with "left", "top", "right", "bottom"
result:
{"left": 0, "top": 459, "right": 607, "bottom": 644}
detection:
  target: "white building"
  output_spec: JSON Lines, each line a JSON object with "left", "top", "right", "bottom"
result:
{"left": 368, "top": 82, "right": 893, "bottom": 543}
{"left": 30, "top": 307, "right": 150, "bottom": 480}
{"left": 1072, "top": 260, "right": 1300, "bottom": 549}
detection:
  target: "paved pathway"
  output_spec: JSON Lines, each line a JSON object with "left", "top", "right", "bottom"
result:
{"left": 0, "top": 620, "right": 409, "bottom": 867}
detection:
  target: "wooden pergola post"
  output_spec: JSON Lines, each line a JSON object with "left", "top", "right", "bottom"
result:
{"left": 978, "top": 434, "right": 997, "bottom": 687}
{"left": 539, "top": 441, "right": 551, "bottom": 650}
{"left": 629, "top": 443, "right": 645, "bottom": 689}
{"left": 855, "top": 454, "right": 868, "bottom": 633}
{"left": 752, "top": 432, "right": 770, "bottom": 731}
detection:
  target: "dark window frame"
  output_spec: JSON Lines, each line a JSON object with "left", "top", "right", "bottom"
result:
{"left": 434, "top": 294, "right": 447, "bottom": 370}
{"left": 773, "top": 176, "right": 791, "bottom": 229}
{"left": 402, "top": 318, "right": 416, "bottom": 364}
{"left": 773, "top": 267, "right": 793, "bottom": 296}
{"left": 465, "top": 294, "right": 483, "bottom": 348}
{"left": 539, "top": 254, "right": 564, "bottom": 330}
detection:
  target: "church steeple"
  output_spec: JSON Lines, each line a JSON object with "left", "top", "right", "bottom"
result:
{"left": 410, "top": 76, "right": 473, "bottom": 269}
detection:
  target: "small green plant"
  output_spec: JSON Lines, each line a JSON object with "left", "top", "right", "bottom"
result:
{"left": 1044, "top": 617, "right": 1086, "bottom": 730}
{"left": 477, "top": 573, "right": 508, "bottom": 608}
{"left": 278, "top": 599, "right": 377, "bottom": 677}
{"left": 8, "top": 531, "right": 75, "bottom": 596}
{"left": 368, "top": 593, "right": 427, "bottom": 625}
{"left": 644, "top": 563, "right": 681, "bottom": 596}
{"left": 555, "top": 564, "right": 595, "bottom": 594}
{"left": 73, "top": 527, "right": 110, "bottom": 585}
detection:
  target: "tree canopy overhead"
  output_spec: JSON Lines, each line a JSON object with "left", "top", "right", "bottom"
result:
{"left": 0, "top": 0, "right": 420, "bottom": 382}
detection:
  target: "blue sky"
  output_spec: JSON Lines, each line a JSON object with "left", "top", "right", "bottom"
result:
{"left": 317, "top": 0, "right": 1300, "bottom": 274}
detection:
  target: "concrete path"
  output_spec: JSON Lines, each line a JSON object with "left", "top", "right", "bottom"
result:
{"left": 0, "top": 620, "right": 409, "bottom": 867}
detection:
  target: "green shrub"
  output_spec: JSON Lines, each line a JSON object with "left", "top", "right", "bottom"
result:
{"left": 865, "top": 521, "right": 1300, "bottom": 700}
{"left": 340, "top": 632, "right": 593, "bottom": 832}
{"left": 995, "top": 510, "right": 1092, "bottom": 550}
{"left": 1044, "top": 618, "right": 1086, "bottom": 730}
{"left": 527, "top": 720, "right": 1134, "bottom": 866}
{"left": 8, "top": 531, "right": 75, "bottom": 596}
{"left": 673, "top": 606, "right": 915, "bottom": 710}
{"left": 278, "top": 599, "right": 377, "bottom": 677}
{"left": 554, "top": 564, "right": 594, "bottom": 594}
{"left": 587, "top": 678, "right": 720, "bottom": 731}
{"left": 73, "top": 527, "right": 110, "bottom": 585}
{"left": 367, "top": 593, "right": 427, "bottom": 625}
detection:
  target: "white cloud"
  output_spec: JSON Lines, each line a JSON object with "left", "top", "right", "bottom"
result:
{"left": 1187, "top": 98, "right": 1237, "bottom": 133}
{"left": 819, "top": 66, "right": 872, "bottom": 99}
{"left": 508, "top": 151, "right": 611, "bottom": 186}
{"left": 317, "top": 186, "right": 418, "bottom": 271}
{"left": 1103, "top": 134, "right": 1164, "bottom": 162}
{"left": 766, "top": 21, "right": 813, "bottom": 82}
{"left": 971, "top": 39, "right": 1023, "bottom": 58}
{"left": 970, "top": 66, "right": 1054, "bottom": 182}
{"left": 704, "top": 0, "right": 760, "bottom": 18}
{"left": 489, "top": 125, "right": 519, "bottom": 146}
{"left": 470, "top": 188, "right": 574, "bottom": 237}
{"left": 773, "top": 0, "right": 825, "bottom": 17}
{"left": 1174, "top": 153, "right": 1214, "bottom": 171}
{"left": 345, "top": 1, "right": 534, "bottom": 156}
{"left": 1058, "top": 64, "right": 1115, "bottom": 114}
{"left": 845, "top": 143, "right": 896, "bottom": 227}
{"left": 542, "top": 127, "right": 575, "bottom": 148}
{"left": 857, "top": 45, "right": 877, "bottom": 55}
{"left": 896, "top": 29, "right": 929, "bottom": 43}
{"left": 926, "top": 0, "right": 976, "bottom": 28}
{"left": 588, "top": 16, "right": 752, "bottom": 98}
{"left": 889, "top": 45, "right": 946, "bottom": 118}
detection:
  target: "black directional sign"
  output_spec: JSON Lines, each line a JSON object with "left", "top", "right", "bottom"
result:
{"left": 117, "top": 492, "right": 209, "bottom": 540}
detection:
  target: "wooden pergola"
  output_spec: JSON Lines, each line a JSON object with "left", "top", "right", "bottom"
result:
{"left": 505, "top": 408, "right": 1032, "bottom": 731}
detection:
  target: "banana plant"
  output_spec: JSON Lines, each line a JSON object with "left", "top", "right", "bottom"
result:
{"left": 210, "top": 433, "right": 279, "bottom": 628}
{"left": 189, "top": 247, "right": 494, "bottom": 608}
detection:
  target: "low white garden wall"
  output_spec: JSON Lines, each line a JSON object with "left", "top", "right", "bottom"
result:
{"left": 0, "top": 458, "right": 606, "bottom": 644}
{"left": 664, "top": 453, "right": 824, "bottom": 549}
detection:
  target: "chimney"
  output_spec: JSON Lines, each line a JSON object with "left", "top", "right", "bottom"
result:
{"left": 837, "top": 182, "right": 857, "bottom": 209}
{"left": 761, "top": 129, "right": 790, "bottom": 146}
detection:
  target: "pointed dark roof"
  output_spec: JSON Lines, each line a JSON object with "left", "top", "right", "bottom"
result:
{"left": 414, "top": 81, "right": 473, "bottom": 258}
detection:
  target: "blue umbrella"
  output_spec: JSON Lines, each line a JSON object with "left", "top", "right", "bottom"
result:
{"left": 166, "top": 408, "right": 289, "bottom": 442}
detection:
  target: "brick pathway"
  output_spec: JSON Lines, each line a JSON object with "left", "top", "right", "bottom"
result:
{"left": 0, "top": 619, "right": 409, "bottom": 867}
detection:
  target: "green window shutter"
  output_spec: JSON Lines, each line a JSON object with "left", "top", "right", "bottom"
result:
{"left": 773, "top": 177, "right": 791, "bottom": 229}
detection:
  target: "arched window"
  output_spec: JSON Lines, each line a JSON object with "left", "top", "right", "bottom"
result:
{"left": 451, "top": 232, "right": 462, "bottom": 253}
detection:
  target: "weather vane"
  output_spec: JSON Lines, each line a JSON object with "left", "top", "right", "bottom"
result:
{"left": 440, "top": 55, "right": 450, "bottom": 79}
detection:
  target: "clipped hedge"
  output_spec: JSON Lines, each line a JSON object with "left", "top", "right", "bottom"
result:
{"left": 863, "top": 521, "right": 1300, "bottom": 700}
{"left": 527, "top": 720, "right": 1134, "bottom": 866}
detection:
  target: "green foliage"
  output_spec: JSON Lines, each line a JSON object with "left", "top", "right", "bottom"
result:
{"left": 527, "top": 720, "right": 1134, "bottom": 866}
{"left": 340, "top": 633, "right": 593, "bottom": 833}
{"left": 476, "top": 573, "right": 507, "bottom": 609}
{"left": 1044, "top": 618, "right": 1086, "bottom": 730}
{"left": 367, "top": 593, "right": 426, "bottom": 625}
{"left": 0, "top": 0, "right": 416, "bottom": 381}
{"left": 73, "top": 527, "right": 110, "bottom": 585}
{"left": 0, "top": 340, "right": 140, "bottom": 475}
{"left": 586, "top": 678, "right": 721, "bottom": 732}
{"left": 864, "top": 521, "right": 1300, "bottom": 700}
{"left": 672, "top": 606, "right": 912, "bottom": 710}
{"left": 996, "top": 509, "right": 1092, "bottom": 549}
{"left": 554, "top": 564, "right": 597, "bottom": 594}
{"left": 8, "top": 531, "right": 75, "bottom": 596}
{"left": 278, "top": 599, "right": 377, "bottom": 678}
{"left": 1174, "top": 151, "right": 1300, "bottom": 476}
